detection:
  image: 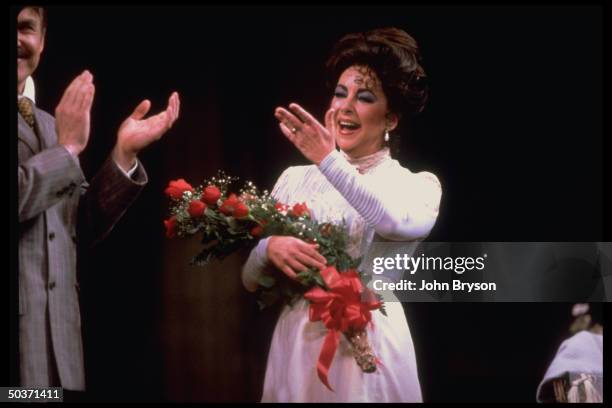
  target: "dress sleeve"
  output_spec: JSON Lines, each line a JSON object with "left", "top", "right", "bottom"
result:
{"left": 241, "top": 167, "right": 294, "bottom": 291}
{"left": 318, "top": 150, "right": 441, "bottom": 241}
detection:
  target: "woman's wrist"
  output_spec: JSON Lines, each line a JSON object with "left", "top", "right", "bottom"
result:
{"left": 316, "top": 149, "right": 340, "bottom": 169}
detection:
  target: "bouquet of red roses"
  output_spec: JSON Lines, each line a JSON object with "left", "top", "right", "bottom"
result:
{"left": 163, "top": 171, "right": 385, "bottom": 390}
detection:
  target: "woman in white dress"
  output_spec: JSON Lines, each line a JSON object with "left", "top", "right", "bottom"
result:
{"left": 241, "top": 27, "right": 442, "bottom": 402}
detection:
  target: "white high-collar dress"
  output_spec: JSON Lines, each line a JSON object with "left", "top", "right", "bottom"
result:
{"left": 242, "top": 147, "right": 442, "bottom": 402}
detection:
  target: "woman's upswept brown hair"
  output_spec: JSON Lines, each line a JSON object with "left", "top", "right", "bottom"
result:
{"left": 325, "top": 27, "right": 429, "bottom": 118}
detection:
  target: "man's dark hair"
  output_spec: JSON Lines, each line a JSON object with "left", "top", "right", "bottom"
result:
{"left": 18, "top": 6, "right": 47, "bottom": 31}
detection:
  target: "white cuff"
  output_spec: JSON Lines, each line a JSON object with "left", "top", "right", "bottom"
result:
{"left": 114, "top": 159, "right": 139, "bottom": 179}
{"left": 241, "top": 237, "right": 271, "bottom": 292}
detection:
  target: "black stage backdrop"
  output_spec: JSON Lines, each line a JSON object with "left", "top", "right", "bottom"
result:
{"left": 16, "top": 4, "right": 604, "bottom": 402}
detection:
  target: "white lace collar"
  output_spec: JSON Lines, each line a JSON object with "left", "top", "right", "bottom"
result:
{"left": 341, "top": 147, "right": 391, "bottom": 174}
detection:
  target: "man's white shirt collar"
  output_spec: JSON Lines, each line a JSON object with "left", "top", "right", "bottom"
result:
{"left": 19, "top": 76, "right": 36, "bottom": 103}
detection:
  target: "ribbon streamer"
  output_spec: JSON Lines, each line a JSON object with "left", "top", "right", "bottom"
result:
{"left": 304, "top": 266, "right": 381, "bottom": 391}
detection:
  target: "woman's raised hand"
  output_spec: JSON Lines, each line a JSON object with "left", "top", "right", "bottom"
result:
{"left": 275, "top": 103, "right": 338, "bottom": 165}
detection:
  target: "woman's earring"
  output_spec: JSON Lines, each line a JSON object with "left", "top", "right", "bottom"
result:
{"left": 384, "top": 129, "right": 390, "bottom": 143}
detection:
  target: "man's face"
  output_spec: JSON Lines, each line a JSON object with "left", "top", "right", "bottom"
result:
{"left": 17, "top": 7, "right": 45, "bottom": 93}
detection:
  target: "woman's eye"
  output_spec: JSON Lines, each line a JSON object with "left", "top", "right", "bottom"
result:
{"left": 359, "top": 95, "right": 375, "bottom": 103}
{"left": 334, "top": 91, "right": 347, "bottom": 98}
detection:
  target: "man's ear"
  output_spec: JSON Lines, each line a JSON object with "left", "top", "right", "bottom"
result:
{"left": 40, "top": 29, "right": 46, "bottom": 54}
{"left": 385, "top": 112, "right": 400, "bottom": 132}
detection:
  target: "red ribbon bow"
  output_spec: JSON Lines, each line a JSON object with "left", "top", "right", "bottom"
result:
{"left": 303, "top": 266, "right": 382, "bottom": 391}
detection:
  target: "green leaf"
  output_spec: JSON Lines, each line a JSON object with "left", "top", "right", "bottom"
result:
{"left": 313, "top": 273, "right": 325, "bottom": 287}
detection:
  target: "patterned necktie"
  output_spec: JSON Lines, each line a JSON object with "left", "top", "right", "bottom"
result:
{"left": 18, "top": 97, "right": 36, "bottom": 129}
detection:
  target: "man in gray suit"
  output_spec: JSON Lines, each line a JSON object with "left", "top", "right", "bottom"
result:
{"left": 17, "top": 6, "right": 180, "bottom": 391}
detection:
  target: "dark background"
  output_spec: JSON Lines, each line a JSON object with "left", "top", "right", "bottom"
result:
{"left": 13, "top": 4, "right": 604, "bottom": 402}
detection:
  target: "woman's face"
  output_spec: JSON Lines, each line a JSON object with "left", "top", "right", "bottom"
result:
{"left": 330, "top": 65, "right": 398, "bottom": 158}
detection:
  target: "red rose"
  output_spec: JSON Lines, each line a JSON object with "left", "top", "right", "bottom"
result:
{"left": 250, "top": 219, "right": 268, "bottom": 237}
{"left": 202, "top": 185, "right": 221, "bottom": 205}
{"left": 165, "top": 179, "right": 194, "bottom": 199}
{"left": 275, "top": 202, "right": 288, "bottom": 212}
{"left": 290, "top": 202, "right": 310, "bottom": 218}
{"left": 164, "top": 216, "right": 177, "bottom": 238}
{"left": 219, "top": 193, "right": 249, "bottom": 217}
{"left": 219, "top": 193, "right": 241, "bottom": 215}
{"left": 250, "top": 225, "right": 263, "bottom": 237}
{"left": 188, "top": 200, "right": 207, "bottom": 218}
{"left": 233, "top": 202, "right": 250, "bottom": 218}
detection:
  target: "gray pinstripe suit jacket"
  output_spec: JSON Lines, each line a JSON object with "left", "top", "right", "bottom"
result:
{"left": 18, "top": 103, "right": 148, "bottom": 390}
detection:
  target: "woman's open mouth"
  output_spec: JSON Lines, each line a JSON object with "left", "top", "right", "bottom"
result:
{"left": 338, "top": 120, "right": 361, "bottom": 135}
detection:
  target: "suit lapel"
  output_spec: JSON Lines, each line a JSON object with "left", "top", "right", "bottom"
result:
{"left": 32, "top": 105, "right": 55, "bottom": 150}
{"left": 18, "top": 114, "right": 40, "bottom": 154}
